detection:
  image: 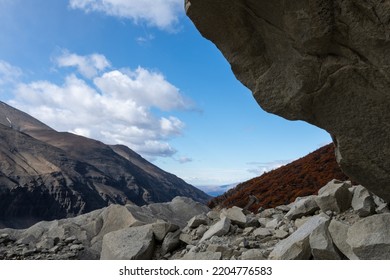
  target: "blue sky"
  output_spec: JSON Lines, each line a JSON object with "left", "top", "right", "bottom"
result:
{"left": 0, "top": 0, "right": 331, "bottom": 192}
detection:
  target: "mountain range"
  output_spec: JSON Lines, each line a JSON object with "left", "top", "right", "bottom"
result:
{"left": 0, "top": 101, "right": 210, "bottom": 228}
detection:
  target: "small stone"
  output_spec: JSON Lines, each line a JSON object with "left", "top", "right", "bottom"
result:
{"left": 240, "top": 249, "right": 266, "bottom": 260}
{"left": 64, "top": 236, "right": 77, "bottom": 244}
{"left": 274, "top": 229, "right": 289, "bottom": 239}
{"left": 49, "top": 246, "right": 61, "bottom": 253}
{"left": 69, "top": 244, "right": 84, "bottom": 251}
{"left": 265, "top": 217, "right": 282, "bottom": 229}
{"left": 253, "top": 228, "right": 273, "bottom": 238}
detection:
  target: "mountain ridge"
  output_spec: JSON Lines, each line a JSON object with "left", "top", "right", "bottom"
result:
{"left": 208, "top": 144, "right": 349, "bottom": 211}
{"left": 0, "top": 101, "right": 210, "bottom": 228}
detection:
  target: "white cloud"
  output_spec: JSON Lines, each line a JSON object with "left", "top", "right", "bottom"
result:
{"left": 69, "top": 0, "right": 183, "bottom": 31}
{"left": 9, "top": 54, "right": 193, "bottom": 159}
{"left": 0, "top": 60, "right": 22, "bottom": 85}
{"left": 177, "top": 156, "right": 193, "bottom": 164}
{"left": 56, "top": 51, "right": 111, "bottom": 78}
{"left": 94, "top": 68, "right": 192, "bottom": 111}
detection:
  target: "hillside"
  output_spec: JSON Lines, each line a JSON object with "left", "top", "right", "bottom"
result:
{"left": 208, "top": 144, "right": 349, "bottom": 211}
{"left": 0, "top": 101, "right": 210, "bottom": 228}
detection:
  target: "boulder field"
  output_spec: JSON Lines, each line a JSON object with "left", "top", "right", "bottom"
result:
{"left": 1, "top": 180, "right": 390, "bottom": 260}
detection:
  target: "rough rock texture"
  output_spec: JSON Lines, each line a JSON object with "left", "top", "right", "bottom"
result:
{"left": 186, "top": 0, "right": 390, "bottom": 202}
{"left": 347, "top": 214, "right": 390, "bottom": 259}
{"left": 285, "top": 196, "right": 319, "bottom": 220}
{"left": 328, "top": 219, "right": 358, "bottom": 260}
{"left": 269, "top": 214, "right": 330, "bottom": 260}
{"left": 100, "top": 225, "right": 155, "bottom": 260}
{"left": 351, "top": 185, "right": 376, "bottom": 217}
{"left": 315, "top": 180, "right": 352, "bottom": 213}
{"left": 309, "top": 218, "right": 341, "bottom": 259}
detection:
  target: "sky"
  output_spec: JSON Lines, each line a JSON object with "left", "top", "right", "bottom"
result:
{"left": 0, "top": 0, "right": 332, "bottom": 193}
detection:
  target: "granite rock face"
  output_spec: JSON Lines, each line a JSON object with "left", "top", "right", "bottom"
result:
{"left": 186, "top": 0, "right": 390, "bottom": 201}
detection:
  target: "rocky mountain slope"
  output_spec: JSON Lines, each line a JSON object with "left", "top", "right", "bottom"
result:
{"left": 1, "top": 180, "right": 389, "bottom": 260}
{"left": 209, "top": 144, "right": 349, "bottom": 211}
{"left": 186, "top": 0, "right": 390, "bottom": 202}
{"left": 0, "top": 101, "right": 210, "bottom": 228}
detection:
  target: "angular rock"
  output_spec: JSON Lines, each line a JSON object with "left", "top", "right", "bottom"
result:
{"left": 151, "top": 222, "right": 179, "bottom": 242}
{"left": 206, "top": 210, "right": 220, "bottom": 220}
{"left": 220, "top": 206, "right": 247, "bottom": 227}
{"left": 179, "top": 232, "right": 197, "bottom": 246}
{"left": 181, "top": 251, "right": 221, "bottom": 260}
{"left": 253, "top": 228, "right": 273, "bottom": 238}
{"left": 207, "top": 244, "right": 233, "bottom": 259}
{"left": 269, "top": 214, "right": 329, "bottom": 260}
{"left": 328, "top": 220, "right": 358, "bottom": 260}
{"left": 240, "top": 249, "right": 266, "bottom": 260}
{"left": 200, "top": 217, "right": 231, "bottom": 242}
{"left": 100, "top": 224, "right": 155, "bottom": 260}
{"left": 294, "top": 217, "right": 311, "bottom": 228}
{"left": 187, "top": 214, "right": 209, "bottom": 228}
{"left": 186, "top": 0, "right": 390, "bottom": 202}
{"left": 285, "top": 196, "right": 319, "bottom": 220}
{"left": 194, "top": 224, "right": 208, "bottom": 239}
{"left": 146, "top": 196, "right": 210, "bottom": 228}
{"left": 274, "top": 229, "right": 289, "bottom": 239}
{"left": 351, "top": 185, "right": 375, "bottom": 217}
{"left": 265, "top": 217, "right": 282, "bottom": 230}
{"left": 347, "top": 214, "right": 390, "bottom": 259}
{"left": 258, "top": 218, "right": 271, "bottom": 227}
{"left": 315, "top": 180, "right": 352, "bottom": 213}
{"left": 275, "top": 205, "right": 291, "bottom": 212}
{"left": 161, "top": 230, "right": 181, "bottom": 255}
{"left": 309, "top": 219, "right": 341, "bottom": 260}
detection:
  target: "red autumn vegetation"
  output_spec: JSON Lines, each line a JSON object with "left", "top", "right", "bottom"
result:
{"left": 208, "top": 143, "right": 350, "bottom": 212}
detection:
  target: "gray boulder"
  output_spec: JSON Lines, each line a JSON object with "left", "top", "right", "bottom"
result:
{"left": 151, "top": 222, "right": 179, "bottom": 242}
{"left": 186, "top": 0, "right": 390, "bottom": 202}
{"left": 200, "top": 217, "right": 231, "bottom": 242}
{"left": 315, "top": 180, "right": 352, "bottom": 213}
{"left": 143, "top": 196, "right": 210, "bottom": 228}
{"left": 347, "top": 214, "right": 390, "bottom": 259}
{"left": 351, "top": 185, "right": 375, "bottom": 217}
{"left": 285, "top": 195, "right": 319, "bottom": 220}
{"left": 220, "top": 206, "right": 247, "bottom": 227}
{"left": 161, "top": 230, "right": 181, "bottom": 255}
{"left": 309, "top": 219, "right": 341, "bottom": 259}
{"left": 269, "top": 214, "right": 329, "bottom": 260}
{"left": 328, "top": 219, "right": 358, "bottom": 260}
{"left": 187, "top": 214, "right": 209, "bottom": 228}
{"left": 100, "top": 224, "right": 155, "bottom": 260}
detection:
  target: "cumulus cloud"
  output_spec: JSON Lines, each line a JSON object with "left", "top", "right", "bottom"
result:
{"left": 56, "top": 51, "right": 111, "bottom": 78}
{"left": 69, "top": 0, "right": 183, "bottom": 31}
{"left": 9, "top": 53, "right": 193, "bottom": 159}
{"left": 0, "top": 60, "right": 22, "bottom": 85}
